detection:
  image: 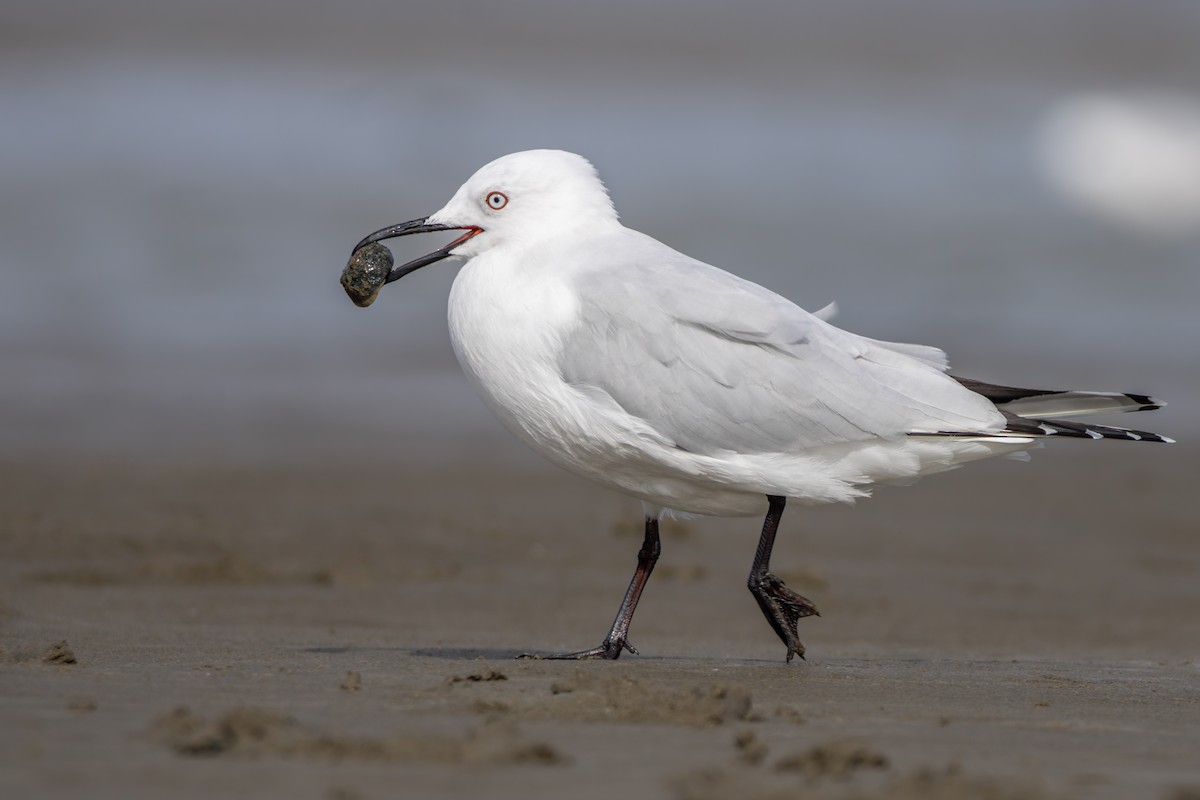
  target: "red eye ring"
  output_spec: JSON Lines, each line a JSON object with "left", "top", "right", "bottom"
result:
{"left": 485, "top": 191, "right": 508, "bottom": 210}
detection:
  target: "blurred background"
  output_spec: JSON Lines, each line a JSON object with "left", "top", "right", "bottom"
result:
{"left": 3, "top": 0, "right": 1198, "bottom": 464}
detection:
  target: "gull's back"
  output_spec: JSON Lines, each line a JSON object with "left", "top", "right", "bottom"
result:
{"left": 556, "top": 227, "right": 1008, "bottom": 456}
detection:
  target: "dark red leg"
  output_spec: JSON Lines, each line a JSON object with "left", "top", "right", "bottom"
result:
{"left": 747, "top": 495, "right": 820, "bottom": 662}
{"left": 520, "top": 517, "right": 661, "bottom": 660}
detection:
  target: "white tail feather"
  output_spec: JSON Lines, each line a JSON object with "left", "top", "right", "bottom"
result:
{"left": 999, "top": 391, "right": 1162, "bottom": 420}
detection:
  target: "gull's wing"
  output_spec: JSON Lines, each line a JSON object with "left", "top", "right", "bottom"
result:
{"left": 557, "top": 230, "right": 1005, "bottom": 455}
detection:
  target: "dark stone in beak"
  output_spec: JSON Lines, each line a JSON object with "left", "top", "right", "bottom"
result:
{"left": 350, "top": 217, "right": 483, "bottom": 288}
{"left": 340, "top": 242, "right": 394, "bottom": 308}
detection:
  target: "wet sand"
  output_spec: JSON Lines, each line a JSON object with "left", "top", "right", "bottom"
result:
{"left": 1, "top": 446, "right": 1197, "bottom": 799}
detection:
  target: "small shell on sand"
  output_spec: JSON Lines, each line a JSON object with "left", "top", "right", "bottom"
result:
{"left": 341, "top": 242, "right": 394, "bottom": 308}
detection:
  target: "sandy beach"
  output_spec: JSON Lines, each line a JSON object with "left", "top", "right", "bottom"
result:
{"left": 3, "top": 2, "right": 1199, "bottom": 798}
{"left": 1, "top": 444, "right": 1196, "bottom": 799}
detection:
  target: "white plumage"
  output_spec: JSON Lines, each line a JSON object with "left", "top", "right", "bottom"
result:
{"left": 436, "top": 150, "right": 1033, "bottom": 516}
{"left": 350, "top": 148, "right": 1169, "bottom": 660}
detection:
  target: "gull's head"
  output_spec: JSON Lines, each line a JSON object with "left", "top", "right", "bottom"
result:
{"left": 351, "top": 150, "right": 617, "bottom": 286}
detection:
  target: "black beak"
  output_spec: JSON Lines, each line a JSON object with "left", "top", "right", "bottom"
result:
{"left": 352, "top": 217, "right": 483, "bottom": 284}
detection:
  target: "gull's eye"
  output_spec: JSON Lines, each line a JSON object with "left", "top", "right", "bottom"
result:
{"left": 485, "top": 191, "right": 508, "bottom": 210}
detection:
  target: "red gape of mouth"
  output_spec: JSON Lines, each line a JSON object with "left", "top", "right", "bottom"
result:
{"left": 447, "top": 226, "right": 484, "bottom": 250}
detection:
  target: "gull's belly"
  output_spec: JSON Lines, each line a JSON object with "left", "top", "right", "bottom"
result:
{"left": 446, "top": 262, "right": 772, "bottom": 515}
{"left": 446, "top": 260, "right": 743, "bottom": 512}
{"left": 447, "top": 260, "right": 598, "bottom": 464}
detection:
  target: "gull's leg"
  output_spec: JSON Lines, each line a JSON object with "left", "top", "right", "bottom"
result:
{"left": 747, "top": 495, "right": 820, "bottom": 662}
{"left": 519, "top": 517, "right": 661, "bottom": 660}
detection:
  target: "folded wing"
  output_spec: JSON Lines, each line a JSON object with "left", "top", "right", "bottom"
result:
{"left": 557, "top": 237, "right": 1006, "bottom": 456}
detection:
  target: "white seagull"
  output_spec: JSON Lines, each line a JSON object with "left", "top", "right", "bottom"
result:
{"left": 347, "top": 149, "right": 1171, "bottom": 662}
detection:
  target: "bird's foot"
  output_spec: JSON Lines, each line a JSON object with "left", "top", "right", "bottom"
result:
{"left": 516, "top": 637, "right": 637, "bottom": 661}
{"left": 751, "top": 572, "right": 820, "bottom": 663}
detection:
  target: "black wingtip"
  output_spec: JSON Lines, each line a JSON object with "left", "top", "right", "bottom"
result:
{"left": 1007, "top": 416, "right": 1175, "bottom": 443}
